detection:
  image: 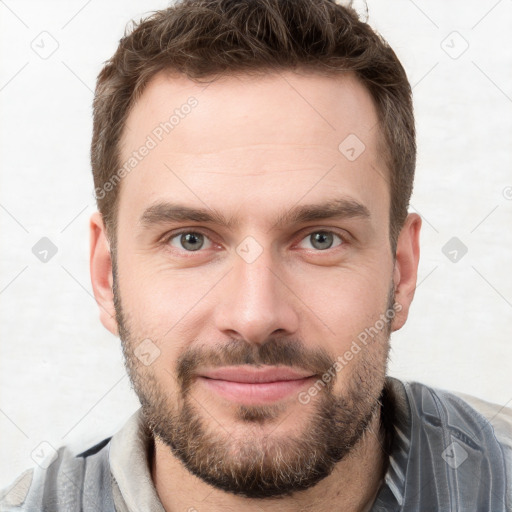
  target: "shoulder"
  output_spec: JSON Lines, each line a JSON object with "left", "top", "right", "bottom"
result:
{"left": 383, "top": 378, "right": 512, "bottom": 510}
{"left": 402, "top": 379, "right": 512, "bottom": 508}
{"left": 0, "top": 437, "right": 113, "bottom": 512}
{"left": 406, "top": 380, "right": 512, "bottom": 444}
{"left": 446, "top": 388, "right": 512, "bottom": 470}
{"left": 0, "top": 469, "right": 34, "bottom": 510}
{"left": 449, "top": 389, "right": 512, "bottom": 438}
{"left": 401, "top": 379, "right": 512, "bottom": 446}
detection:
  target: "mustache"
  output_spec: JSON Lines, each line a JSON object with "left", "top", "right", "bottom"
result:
{"left": 176, "top": 337, "right": 335, "bottom": 392}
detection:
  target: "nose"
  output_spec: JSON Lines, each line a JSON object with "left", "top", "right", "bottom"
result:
{"left": 213, "top": 248, "right": 300, "bottom": 345}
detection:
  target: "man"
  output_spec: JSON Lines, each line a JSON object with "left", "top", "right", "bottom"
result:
{"left": 1, "top": 0, "right": 511, "bottom": 510}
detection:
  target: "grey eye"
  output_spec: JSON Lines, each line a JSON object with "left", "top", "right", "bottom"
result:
{"left": 169, "top": 232, "right": 211, "bottom": 251}
{"left": 298, "top": 231, "right": 343, "bottom": 251}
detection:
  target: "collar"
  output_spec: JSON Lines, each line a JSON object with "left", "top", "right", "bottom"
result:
{"left": 371, "top": 376, "right": 411, "bottom": 509}
{"left": 109, "top": 409, "right": 165, "bottom": 512}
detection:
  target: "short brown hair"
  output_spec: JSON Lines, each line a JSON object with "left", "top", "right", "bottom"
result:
{"left": 91, "top": 0, "right": 415, "bottom": 253}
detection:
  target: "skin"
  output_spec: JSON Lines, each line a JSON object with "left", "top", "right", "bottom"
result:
{"left": 90, "top": 69, "right": 421, "bottom": 511}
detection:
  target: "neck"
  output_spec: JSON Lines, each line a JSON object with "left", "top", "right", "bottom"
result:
{"left": 151, "top": 406, "right": 388, "bottom": 512}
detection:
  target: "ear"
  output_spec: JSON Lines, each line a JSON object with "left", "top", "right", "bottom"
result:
{"left": 391, "top": 212, "right": 421, "bottom": 332}
{"left": 89, "top": 211, "right": 118, "bottom": 336}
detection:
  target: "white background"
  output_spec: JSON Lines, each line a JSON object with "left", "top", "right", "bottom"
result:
{"left": 1, "top": 0, "right": 511, "bottom": 488}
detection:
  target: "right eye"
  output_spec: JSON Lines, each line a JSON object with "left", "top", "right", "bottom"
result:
{"left": 166, "top": 230, "right": 214, "bottom": 252}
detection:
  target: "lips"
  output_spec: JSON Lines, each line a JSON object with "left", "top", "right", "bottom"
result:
{"left": 197, "top": 366, "right": 317, "bottom": 404}
{"left": 198, "top": 365, "right": 315, "bottom": 383}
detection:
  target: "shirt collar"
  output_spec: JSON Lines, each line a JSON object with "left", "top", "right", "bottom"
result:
{"left": 109, "top": 410, "right": 165, "bottom": 512}
{"left": 371, "top": 376, "right": 412, "bottom": 509}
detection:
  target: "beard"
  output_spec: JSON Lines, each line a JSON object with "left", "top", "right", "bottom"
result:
{"left": 112, "top": 260, "right": 393, "bottom": 499}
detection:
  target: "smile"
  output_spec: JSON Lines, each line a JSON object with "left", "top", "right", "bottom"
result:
{"left": 197, "top": 366, "right": 317, "bottom": 404}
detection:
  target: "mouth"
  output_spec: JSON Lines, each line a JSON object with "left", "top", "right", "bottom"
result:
{"left": 197, "top": 366, "right": 317, "bottom": 404}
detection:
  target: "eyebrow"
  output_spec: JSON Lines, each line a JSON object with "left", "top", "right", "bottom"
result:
{"left": 138, "top": 198, "right": 371, "bottom": 231}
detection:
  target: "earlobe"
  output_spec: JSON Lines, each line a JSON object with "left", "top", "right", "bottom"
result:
{"left": 391, "top": 213, "right": 422, "bottom": 332}
{"left": 89, "top": 212, "right": 118, "bottom": 336}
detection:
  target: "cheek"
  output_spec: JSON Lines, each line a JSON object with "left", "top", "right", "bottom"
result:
{"left": 298, "top": 273, "right": 392, "bottom": 387}
{"left": 115, "top": 252, "right": 192, "bottom": 329}
{"left": 294, "top": 265, "right": 391, "bottom": 329}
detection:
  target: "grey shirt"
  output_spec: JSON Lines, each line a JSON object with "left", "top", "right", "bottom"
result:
{"left": 2, "top": 376, "right": 511, "bottom": 511}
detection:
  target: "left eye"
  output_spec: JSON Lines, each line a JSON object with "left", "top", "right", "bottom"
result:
{"left": 297, "top": 231, "right": 344, "bottom": 251}
{"left": 168, "top": 231, "right": 213, "bottom": 252}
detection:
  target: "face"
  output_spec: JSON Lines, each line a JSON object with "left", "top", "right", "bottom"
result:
{"left": 90, "top": 69, "right": 421, "bottom": 499}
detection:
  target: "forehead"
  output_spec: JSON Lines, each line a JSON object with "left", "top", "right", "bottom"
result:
{"left": 121, "top": 69, "right": 381, "bottom": 155}
{"left": 117, "top": 69, "right": 389, "bottom": 230}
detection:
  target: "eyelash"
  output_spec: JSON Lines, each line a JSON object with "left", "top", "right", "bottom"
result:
{"left": 161, "top": 228, "right": 348, "bottom": 254}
